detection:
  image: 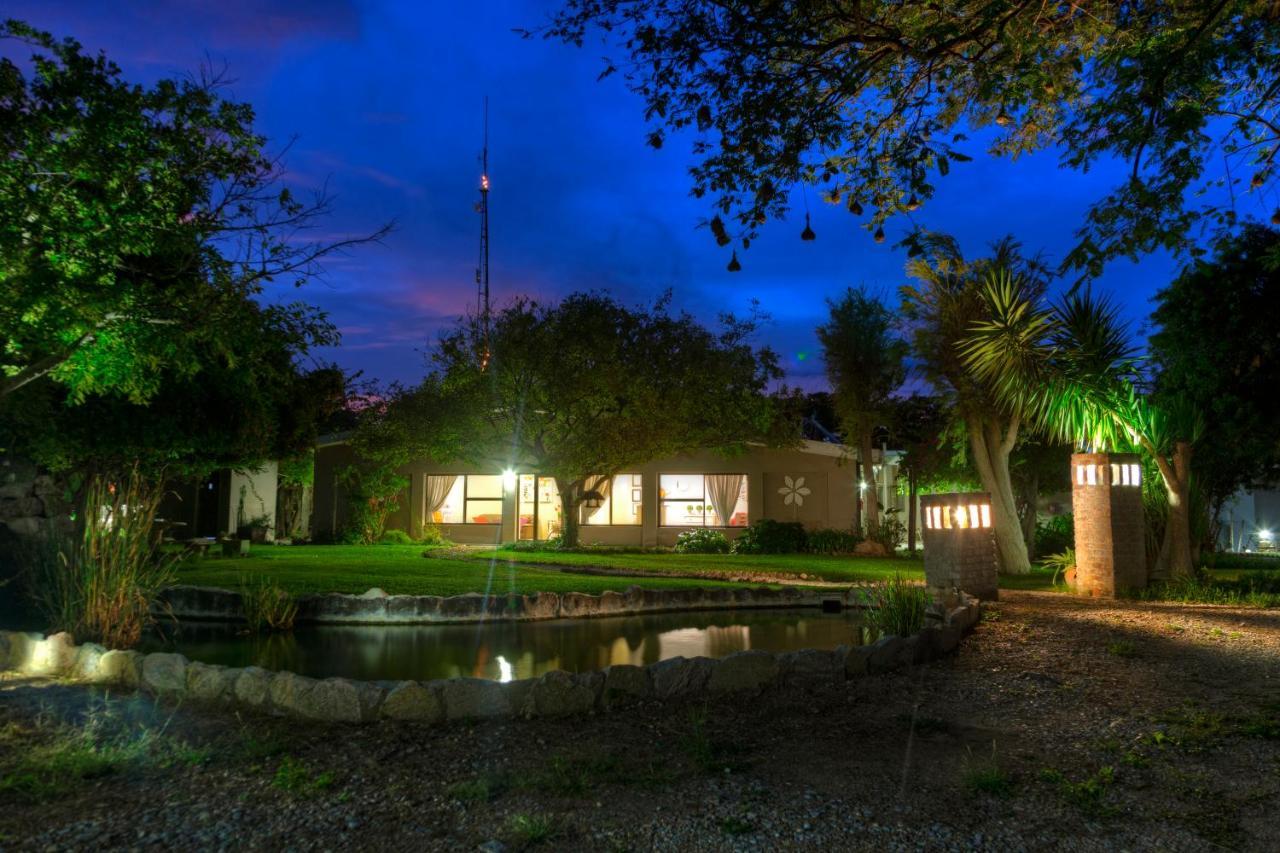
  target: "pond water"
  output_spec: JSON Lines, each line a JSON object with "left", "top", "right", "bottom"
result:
{"left": 139, "top": 609, "right": 872, "bottom": 682}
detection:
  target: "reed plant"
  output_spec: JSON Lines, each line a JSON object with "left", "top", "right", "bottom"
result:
{"left": 860, "top": 575, "right": 931, "bottom": 637}
{"left": 240, "top": 574, "right": 298, "bottom": 632}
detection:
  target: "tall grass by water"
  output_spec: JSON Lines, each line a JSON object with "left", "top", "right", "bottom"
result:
{"left": 860, "top": 575, "right": 931, "bottom": 637}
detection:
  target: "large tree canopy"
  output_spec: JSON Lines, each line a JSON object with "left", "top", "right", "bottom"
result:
{"left": 431, "top": 292, "right": 787, "bottom": 546}
{"left": 540, "top": 1, "right": 1280, "bottom": 274}
{"left": 0, "top": 20, "right": 385, "bottom": 404}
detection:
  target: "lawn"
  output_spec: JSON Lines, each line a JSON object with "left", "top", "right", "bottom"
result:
{"left": 173, "top": 544, "right": 775, "bottom": 597}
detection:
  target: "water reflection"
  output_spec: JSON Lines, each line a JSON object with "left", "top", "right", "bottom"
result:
{"left": 142, "top": 609, "right": 872, "bottom": 682}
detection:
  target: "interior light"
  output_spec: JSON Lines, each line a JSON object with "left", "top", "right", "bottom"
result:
{"left": 1259, "top": 528, "right": 1274, "bottom": 542}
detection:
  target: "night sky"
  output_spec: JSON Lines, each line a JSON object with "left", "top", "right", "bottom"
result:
{"left": 7, "top": 1, "right": 1234, "bottom": 390}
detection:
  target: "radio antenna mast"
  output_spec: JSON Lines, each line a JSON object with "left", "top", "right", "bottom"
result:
{"left": 476, "top": 97, "right": 491, "bottom": 367}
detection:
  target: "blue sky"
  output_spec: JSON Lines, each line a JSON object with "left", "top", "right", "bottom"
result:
{"left": 7, "top": 1, "right": 1232, "bottom": 390}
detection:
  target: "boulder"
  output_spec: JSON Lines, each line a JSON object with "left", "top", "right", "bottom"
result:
{"left": 359, "top": 587, "right": 388, "bottom": 599}
{"left": 385, "top": 594, "right": 443, "bottom": 622}
{"left": 73, "top": 643, "right": 107, "bottom": 680}
{"left": 921, "top": 625, "right": 962, "bottom": 659}
{"left": 649, "top": 656, "right": 716, "bottom": 699}
{"left": 187, "top": 662, "right": 236, "bottom": 703}
{"left": 867, "top": 635, "right": 917, "bottom": 673}
{"left": 526, "top": 670, "right": 598, "bottom": 717}
{"left": 778, "top": 648, "right": 842, "bottom": 687}
{"left": 233, "top": 666, "right": 275, "bottom": 710}
{"left": 0, "top": 631, "right": 21, "bottom": 671}
{"left": 141, "top": 653, "right": 189, "bottom": 695}
{"left": 602, "top": 664, "right": 651, "bottom": 708}
{"left": 841, "top": 644, "right": 872, "bottom": 678}
{"left": 559, "top": 592, "right": 601, "bottom": 618}
{"left": 708, "top": 650, "right": 779, "bottom": 694}
{"left": 96, "top": 650, "right": 143, "bottom": 687}
{"left": 381, "top": 681, "right": 444, "bottom": 723}
{"left": 24, "top": 632, "right": 77, "bottom": 676}
{"left": 854, "top": 540, "right": 889, "bottom": 557}
{"left": 269, "top": 672, "right": 372, "bottom": 722}
{"left": 440, "top": 677, "right": 512, "bottom": 720}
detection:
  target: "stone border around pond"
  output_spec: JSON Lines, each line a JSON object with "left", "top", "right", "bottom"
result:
{"left": 157, "top": 583, "right": 860, "bottom": 625}
{"left": 0, "top": 596, "right": 982, "bottom": 725}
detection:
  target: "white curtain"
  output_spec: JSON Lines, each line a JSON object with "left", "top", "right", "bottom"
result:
{"left": 423, "top": 475, "right": 458, "bottom": 523}
{"left": 584, "top": 475, "right": 613, "bottom": 523}
{"left": 705, "top": 474, "right": 744, "bottom": 527}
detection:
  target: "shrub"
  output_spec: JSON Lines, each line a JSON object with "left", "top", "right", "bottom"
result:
{"left": 1042, "top": 548, "right": 1076, "bottom": 585}
{"left": 21, "top": 466, "right": 178, "bottom": 649}
{"left": 498, "top": 535, "right": 566, "bottom": 553}
{"left": 1035, "top": 513, "right": 1074, "bottom": 557}
{"left": 675, "top": 528, "right": 730, "bottom": 554}
{"left": 419, "top": 525, "right": 451, "bottom": 547}
{"left": 860, "top": 575, "right": 931, "bottom": 637}
{"left": 866, "top": 511, "right": 906, "bottom": 551}
{"left": 806, "top": 528, "right": 862, "bottom": 555}
{"left": 731, "top": 519, "right": 808, "bottom": 554}
{"left": 1202, "top": 551, "right": 1280, "bottom": 571}
{"left": 337, "top": 463, "right": 408, "bottom": 545}
{"left": 240, "top": 575, "right": 298, "bottom": 632}
{"left": 378, "top": 529, "right": 414, "bottom": 545}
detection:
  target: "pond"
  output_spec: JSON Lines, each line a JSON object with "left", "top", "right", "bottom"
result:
{"left": 140, "top": 609, "right": 873, "bottom": 682}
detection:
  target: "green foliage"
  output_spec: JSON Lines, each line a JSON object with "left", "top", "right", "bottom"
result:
{"left": 239, "top": 574, "right": 297, "bottom": 633}
{"left": 337, "top": 463, "right": 409, "bottom": 546}
{"left": 1202, "top": 552, "right": 1280, "bottom": 571}
{"left": 860, "top": 576, "right": 931, "bottom": 637}
{"left": 1041, "top": 548, "right": 1077, "bottom": 587}
{"left": 418, "top": 525, "right": 451, "bottom": 547}
{"left": 506, "top": 813, "right": 558, "bottom": 846}
{"left": 378, "top": 529, "right": 414, "bottom": 546}
{"left": 1036, "top": 514, "right": 1074, "bottom": 557}
{"left": 867, "top": 511, "right": 907, "bottom": 551}
{"left": 674, "top": 528, "right": 730, "bottom": 554}
{"left": 542, "top": 3, "right": 1280, "bottom": 274}
{"left": 446, "top": 776, "right": 500, "bottom": 802}
{"left": 1133, "top": 571, "right": 1280, "bottom": 608}
{"left": 271, "top": 756, "right": 335, "bottom": 795}
{"left": 805, "top": 528, "right": 862, "bottom": 555}
{"left": 498, "top": 536, "right": 567, "bottom": 554}
{"left": 730, "top": 519, "right": 807, "bottom": 554}
{"left": 21, "top": 467, "right": 178, "bottom": 648}
{"left": 1107, "top": 639, "right": 1138, "bottom": 658}
{"left": 962, "top": 745, "right": 1014, "bottom": 797}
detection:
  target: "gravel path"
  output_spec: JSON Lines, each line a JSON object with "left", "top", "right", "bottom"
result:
{"left": 1, "top": 591, "right": 1278, "bottom": 851}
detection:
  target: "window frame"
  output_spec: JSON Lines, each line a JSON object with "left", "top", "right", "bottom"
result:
{"left": 580, "top": 473, "right": 643, "bottom": 527}
{"left": 657, "top": 473, "right": 748, "bottom": 529}
{"left": 437, "top": 474, "right": 503, "bottom": 526}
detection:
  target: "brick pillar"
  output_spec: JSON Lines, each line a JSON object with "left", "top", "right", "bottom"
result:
{"left": 921, "top": 492, "right": 999, "bottom": 601}
{"left": 1071, "top": 452, "right": 1147, "bottom": 597}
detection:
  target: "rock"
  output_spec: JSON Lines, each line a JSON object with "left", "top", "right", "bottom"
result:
{"left": 854, "top": 540, "right": 889, "bottom": 557}
{"left": 142, "top": 653, "right": 189, "bottom": 695}
{"left": 73, "top": 643, "right": 107, "bottom": 680}
{"left": 778, "top": 649, "right": 842, "bottom": 687}
{"left": 233, "top": 666, "right": 274, "bottom": 710}
{"left": 947, "top": 605, "right": 978, "bottom": 632}
{"left": 359, "top": 587, "right": 388, "bottom": 599}
{"left": 23, "top": 632, "right": 77, "bottom": 676}
{"left": 527, "top": 670, "right": 598, "bottom": 717}
{"left": 96, "top": 650, "right": 143, "bottom": 687}
{"left": 440, "top": 678, "right": 512, "bottom": 720}
{"left": 924, "top": 625, "right": 962, "bottom": 657}
{"left": 649, "top": 656, "right": 717, "bottom": 698}
{"left": 269, "top": 672, "right": 371, "bottom": 722}
{"left": 187, "top": 662, "right": 235, "bottom": 703}
{"left": 381, "top": 681, "right": 444, "bottom": 723}
{"left": 866, "top": 636, "right": 916, "bottom": 673}
{"left": 708, "top": 650, "right": 779, "bottom": 694}
{"left": 478, "top": 841, "right": 507, "bottom": 853}
{"left": 841, "top": 644, "right": 872, "bottom": 677}
{"left": 602, "top": 664, "right": 651, "bottom": 708}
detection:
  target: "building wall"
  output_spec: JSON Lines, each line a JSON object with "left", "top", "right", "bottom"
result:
{"left": 311, "top": 440, "right": 861, "bottom": 544}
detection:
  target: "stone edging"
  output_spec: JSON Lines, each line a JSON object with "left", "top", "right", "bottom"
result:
{"left": 0, "top": 596, "right": 981, "bottom": 725}
{"left": 157, "top": 583, "right": 856, "bottom": 625}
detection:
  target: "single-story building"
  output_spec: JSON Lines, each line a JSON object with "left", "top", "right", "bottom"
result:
{"left": 312, "top": 436, "right": 902, "bottom": 546}
{"left": 157, "top": 463, "right": 279, "bottom": 541}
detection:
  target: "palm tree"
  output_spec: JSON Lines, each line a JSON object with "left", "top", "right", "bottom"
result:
{"left": 961, "top": 275, "right": 1201, "bottom": 578}
{"left": 900, "top": 234, "right": 1049, "bottom": 574}
{"left": 816, "top": 287, "right": 907, "bottom": 535}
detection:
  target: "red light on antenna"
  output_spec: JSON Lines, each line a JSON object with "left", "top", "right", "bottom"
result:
{"left": 481, "top": 175, "right": 490, "bottom": 191}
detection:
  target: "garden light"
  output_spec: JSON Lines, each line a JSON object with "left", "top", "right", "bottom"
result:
{"left": 502, "top": 469, "right": 517, "bottom": 491}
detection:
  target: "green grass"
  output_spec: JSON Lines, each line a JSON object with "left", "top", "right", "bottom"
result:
{"left": 272, "top": 755, "right": 335, "bottom": 794}
{"left": 175, "top": 544, "right": 773, "bottom": 597}
{"left": 507, "top": 813, "right": 558, "bottom": 846}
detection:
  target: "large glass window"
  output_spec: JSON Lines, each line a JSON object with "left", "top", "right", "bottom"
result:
{"left": 437, "top": 475, "right": 504, "bottom": 525}
{"left": 658, "top": 474, "right": 747, "bottom": 527}
{"left": 581, "top": 474, "right": 643, "bottom": 526}
{"left": 518, "top": 475, "right": 562, "bottom": 540}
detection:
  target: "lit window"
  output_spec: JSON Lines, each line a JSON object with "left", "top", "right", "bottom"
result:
{"left": 581, "top": 474, "right": 643, "bottom": 526}
{"left": 659, "top": 474, "right": 747, "bottom": 527}
{"left": 437, "top": 475, "right": 504, "bottom": 525}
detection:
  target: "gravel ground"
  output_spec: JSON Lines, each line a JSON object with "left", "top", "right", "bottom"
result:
{"left": 1, "top": 591, "right": 1278, "bottom": 852}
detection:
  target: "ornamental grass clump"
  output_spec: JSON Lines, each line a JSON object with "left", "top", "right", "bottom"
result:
{"left": 860, "top": 575, "right": 931, "bottom": 637}
{"left": 23, "top": 466, "right": 178, "bottom": 649}
{"left": 240, "top": 574, "right": 298, "bottom": 633}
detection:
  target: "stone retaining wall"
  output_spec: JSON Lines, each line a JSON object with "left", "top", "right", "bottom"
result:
{"left": 157, "top": 583, "right": 856, "bottom": 626}
{"left": 0, "top": 596, "right": 981, "bottom": 725}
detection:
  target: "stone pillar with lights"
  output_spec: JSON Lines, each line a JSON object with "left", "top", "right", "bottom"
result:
{"left": 1071, "top": 452, "right": 1146, "bottom": 597}
{"left": 920, "top": 492, "right": 999, "bottom": 601}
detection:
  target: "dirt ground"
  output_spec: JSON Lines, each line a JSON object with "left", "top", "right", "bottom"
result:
{"left": 1, "top": 591, "right": 1278, "bottom": 852}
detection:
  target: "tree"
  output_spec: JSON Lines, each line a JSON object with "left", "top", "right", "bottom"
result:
{"left": 1150, "top": 225, "right": 1280, "bottom": 550}
{"left": 540, "top": 2, "right": 1280, "bottom": 274}
{"left": 962, "top": 275, "right": 1202, "bottom": 578}
{"left": 0, "top": 20, "right": 386, "bottom": 404}
{"left": 890, "top": 395, "right": 951, "bottom": 555}
{"left": 1009, "top": 439, "right": 1073, "bottom": 561}
{"left": 900, "top": 234, "right": 1051, "bottom": 573}
{"left": 432, "top": 293, "right": 785, "bottom": 547}
{"left": 817, "top": 287, "right": 907, "bottom": 533}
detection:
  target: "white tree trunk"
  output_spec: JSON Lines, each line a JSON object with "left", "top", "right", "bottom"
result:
{"left": 967, "top": 415, "right": 1031, "bottom": 574}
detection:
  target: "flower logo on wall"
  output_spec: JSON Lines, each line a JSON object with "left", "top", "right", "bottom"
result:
{"left": 778, "top": 476, "right": 811, "bottom": 507}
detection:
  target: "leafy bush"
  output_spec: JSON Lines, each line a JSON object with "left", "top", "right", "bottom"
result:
{"left": 674, "top": 528, "right": 730, "bottom": 554}
{"left": 1131, "top": 570, "right": 1280, "bottom": 608}
{"left": 860, "top": 576, "right": 931, "bottom": 637}
{"left": 337, "top": 463, "right": 408, "bottom": 545}
{"left": 21, "top": 467, "right": 178, "bottom": 649}
{"left": 419, "top": 525, "right": 451, "bottom": 547}
{"left": 731, "top": 519, "right": 808, "bottom": 554}
{"left": 378, "top": 529, "right": 414, "bottom": 545}
{"left": 1202, "top": 551, "right": 1280, "bottom": 571}
{"left": 1035, "top": 513, "right": 1074, "bottom": 557}
{"left": 806, "top": 528, "right": 862, "bottom": 555}
{"left": 1042, "top": 548, "right": 1076, "bottom": 585}
{"left": 498, "top": 535, "right": 566, "bottom": 553}
{"left": 240, "top": 574, "right": 298, "bottom": 632}
{"left": 866, "top": 511, "right": 907, "bottom": 551}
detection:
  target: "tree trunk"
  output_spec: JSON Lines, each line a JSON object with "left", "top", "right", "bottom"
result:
{"left": 556, "top": 477, "right": 580, "bottom": 548}
{"left": 967, "top": 415, "right": 1031, "bottom": 574}
{"left": 907, "top": 468, "right": 918, "bottom": 556}
{"left": 860, "top": 431, "right": 879, "bottom": 534}
{"left": 1158, "top": 442, "right": 1195, "bottom": 579}
{"left": 1020, "top": 473, "right": 1038, "bottom": 562}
